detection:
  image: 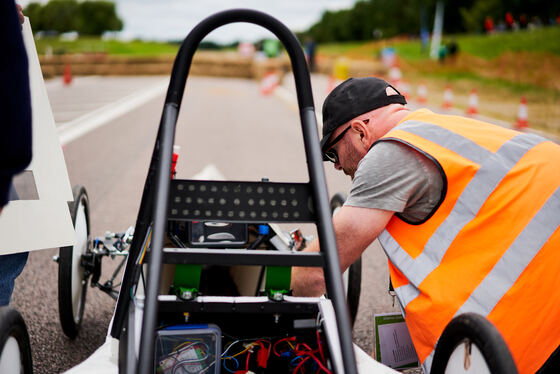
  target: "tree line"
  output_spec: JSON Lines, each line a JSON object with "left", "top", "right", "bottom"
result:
{"left": 304, "top": 0, "right": 560, "bottom": 43}
{"left": 24, "top": 0, "right": 123, "bottom": 36}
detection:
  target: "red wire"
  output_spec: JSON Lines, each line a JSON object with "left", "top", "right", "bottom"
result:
{"left": 307, "top": 352, "right": 332, "bottom": 373}
{"left": 246, "top": 351, "right": 251, "bottom": 370}
{"left": 302, "top": 343, "right": 314, "bottom": 351}
{"left": 263, "top": 340, "right": 272, "bottom": 362}
{"left": 293, "top": 344, "right": 319, "bottom": 356}
{"left": 270, "top": 336, "right": 332, "bottom": 373}
{"left": 272, "top": 336, "right": 296, "bottom": 356}
{"left": 294, "top": 356, "right": 311, "bottom": 374}
{"left": 316, "top": 330, "right": 325, "bottom": 362}
{"left": 255, "top": 341, "right": 267, "bottom": 368}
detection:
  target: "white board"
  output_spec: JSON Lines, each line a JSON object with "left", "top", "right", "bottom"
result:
{"left": 0, "top": 18, "right": 75, "bottom": 253}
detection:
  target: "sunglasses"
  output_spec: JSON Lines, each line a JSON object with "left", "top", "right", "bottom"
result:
{"left": 323, "top": 119, "right": 369, "bottom": 164}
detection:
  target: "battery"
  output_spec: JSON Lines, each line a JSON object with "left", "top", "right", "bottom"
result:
{"left": 155, "top": 324, "right": 222, "bottom": 374}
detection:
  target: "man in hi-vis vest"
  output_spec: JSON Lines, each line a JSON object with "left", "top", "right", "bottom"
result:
{"left": 291, "top": 77, "right": 560, "bottom": 373}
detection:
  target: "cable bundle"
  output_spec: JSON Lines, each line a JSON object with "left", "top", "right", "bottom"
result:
{"left": 272, "top": 332, "right": 331, "bottom": 374}
{"left": 221, "top": 332, "right": 331, "bottom": 374}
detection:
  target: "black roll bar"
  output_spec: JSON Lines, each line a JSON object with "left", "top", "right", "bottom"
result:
{"left": 112, "top": 9, "right": 357, "bottom": 374}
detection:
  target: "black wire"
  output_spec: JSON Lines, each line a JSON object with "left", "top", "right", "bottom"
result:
{"left": 141, "top": 267, "right": 146, "bottom": 291}
{"left": 168, "top": 232, "right": 187, "bottom": 248}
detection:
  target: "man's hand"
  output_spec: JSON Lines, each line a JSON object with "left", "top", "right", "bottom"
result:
{"left": 291, "top": 205, "right": 394, "bottom": 296}
{"left": 16, "top": 4, "right": 24, "bottom": 25}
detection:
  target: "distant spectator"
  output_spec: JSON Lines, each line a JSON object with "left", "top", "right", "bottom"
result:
{"left": 446, "top": 39, "right": 459, "bottom": 64}
{"left": 519, "top": 14, "right": 528, "bottom": 29}
{"left": 420, "top": 28, "right": 430, "bottom": 53}
{"left": 495, "top": 21, "right": 507, "bottom": 32}
{"left": 262, "top": 39, "right": 280, "bottom": 58}
{"left": 529, "top": 16, "right": 543, "bottom": 29}
{"left": 484, "top": 16, "right": 494, "bottom": 34}
{"left": 437, "top": 43, "right": 447, "bottom": 64}
{"left": 304, "top": 37, "right": 316, "bottom": 73}
{"left": 505, "top": 12, "right": 514, "bottom": 30}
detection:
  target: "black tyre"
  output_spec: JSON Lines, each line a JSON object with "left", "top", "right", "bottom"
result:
{"left": 58, "top": 185, "right": 91, "bottom": 339}
{"left": 344, "top": 256, "right": 361, "bottom": 326}
{"left": 431, "top": 313, "right": 518, "bottom": 374}
{"left": 0, "top": 307, "right": 33, "bottom": 374}
{"left": 330, "top": 193, "right": 361, "bottom": 326}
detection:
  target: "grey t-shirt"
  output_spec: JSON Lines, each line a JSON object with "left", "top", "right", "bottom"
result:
{"left": 345, "top": 140, "right": 444, "bottom": 223}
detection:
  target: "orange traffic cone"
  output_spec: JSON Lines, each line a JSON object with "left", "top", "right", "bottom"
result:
{"left": 388, "top": 66, "right": 402, "bottom": 87}
{"left": 63, "top": 64, "right": 73, "bottom": 85}
{"left": 327, "top": 76, "right": 342, "bottom": 94}
{"left": 515, "top": 97, "right": 529, "bottom": 129}
{"left": 396, "top": 80, "right": 411, "bottom": 101}
{"left": 260, "top": 72, "right": 279, "bottom": 96}
{"left": 442, "top": 84, "right": 453, "bottom": 109}
{"left": 416, "top": 82, "right": 427, "bottom": 104}
{"left": 466, "top": 89, "right": 479, "bottom": 116}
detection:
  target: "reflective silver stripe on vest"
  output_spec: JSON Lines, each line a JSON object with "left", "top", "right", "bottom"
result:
{"left": 422, "top": 185, "right": 560, "bottom": 373}
{"left": 423, "top": 353, "right": 434, "bottom": 374}
{"left": 394, "top": 284, "right": 419, "bottom": 318}
{"left": 378, "top": 231, "right": 418, "bottom": 311}
{"left": 457, "top": 185, "right": 560, "bottom": 316}
{"left": 393, "top": 120, "right": 492, "bottom": 165}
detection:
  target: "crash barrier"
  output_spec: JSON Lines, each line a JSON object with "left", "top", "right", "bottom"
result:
{"left": 39, "top": 52, "right": 384, "bottom": 81}
{"left": 40, "top": 53, "right": 256, "bottom": 79}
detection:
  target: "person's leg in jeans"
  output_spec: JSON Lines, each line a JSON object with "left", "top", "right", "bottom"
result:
{"left": 0, "top": 251, "right": 29, "bottom": 306}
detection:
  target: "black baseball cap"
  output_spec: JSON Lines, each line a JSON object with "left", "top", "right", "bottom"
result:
{"left": 320, "top": 77, "right": 407, "bottom": 158}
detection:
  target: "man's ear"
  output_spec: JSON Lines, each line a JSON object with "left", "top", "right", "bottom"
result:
{"left": 350, "top": 120, "right": 371, "bottom": 148}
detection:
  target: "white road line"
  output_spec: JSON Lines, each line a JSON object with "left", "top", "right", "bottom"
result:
{"left": 57, "top": 80, "right": 168, "bottom": 146}
{"left": 191, "top": 164, "right": 226, "bottom": 180}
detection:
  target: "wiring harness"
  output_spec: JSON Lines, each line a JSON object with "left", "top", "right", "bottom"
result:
{"left": 221, "top": 331, "right": 331, "bottom": 374}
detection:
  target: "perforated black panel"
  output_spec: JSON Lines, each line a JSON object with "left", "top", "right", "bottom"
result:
{"left": 168, "top": 179, "right": 315, "bottom": 223}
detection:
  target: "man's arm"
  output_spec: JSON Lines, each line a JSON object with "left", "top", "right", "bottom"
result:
{"left": 291, "top": 205, "right": 394, "bottom": 296}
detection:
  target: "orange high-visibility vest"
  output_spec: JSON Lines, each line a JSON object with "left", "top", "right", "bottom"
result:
{"left": 377, "top": 109, "right": 560, "bottom": 373}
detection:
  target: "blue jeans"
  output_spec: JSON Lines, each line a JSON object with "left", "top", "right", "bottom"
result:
{"left": 0, "top": 251, "right": 28, "bottom": 306}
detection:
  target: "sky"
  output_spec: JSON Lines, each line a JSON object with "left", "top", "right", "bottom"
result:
{"left": 20, "top": 0, "right": 357, "bottom": 43}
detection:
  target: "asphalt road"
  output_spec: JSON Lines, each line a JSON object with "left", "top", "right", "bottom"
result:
{"left": 11, "top": 75, "right": 398, "bottom": 373}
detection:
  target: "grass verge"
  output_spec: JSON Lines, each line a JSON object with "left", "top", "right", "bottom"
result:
{"left": 34, "top": 37, "right": 179, "bottom": 56}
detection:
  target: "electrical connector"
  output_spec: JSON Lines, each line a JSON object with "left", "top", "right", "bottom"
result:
{"left": 257, "top": 344, "right": 268, "bottom": 368}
